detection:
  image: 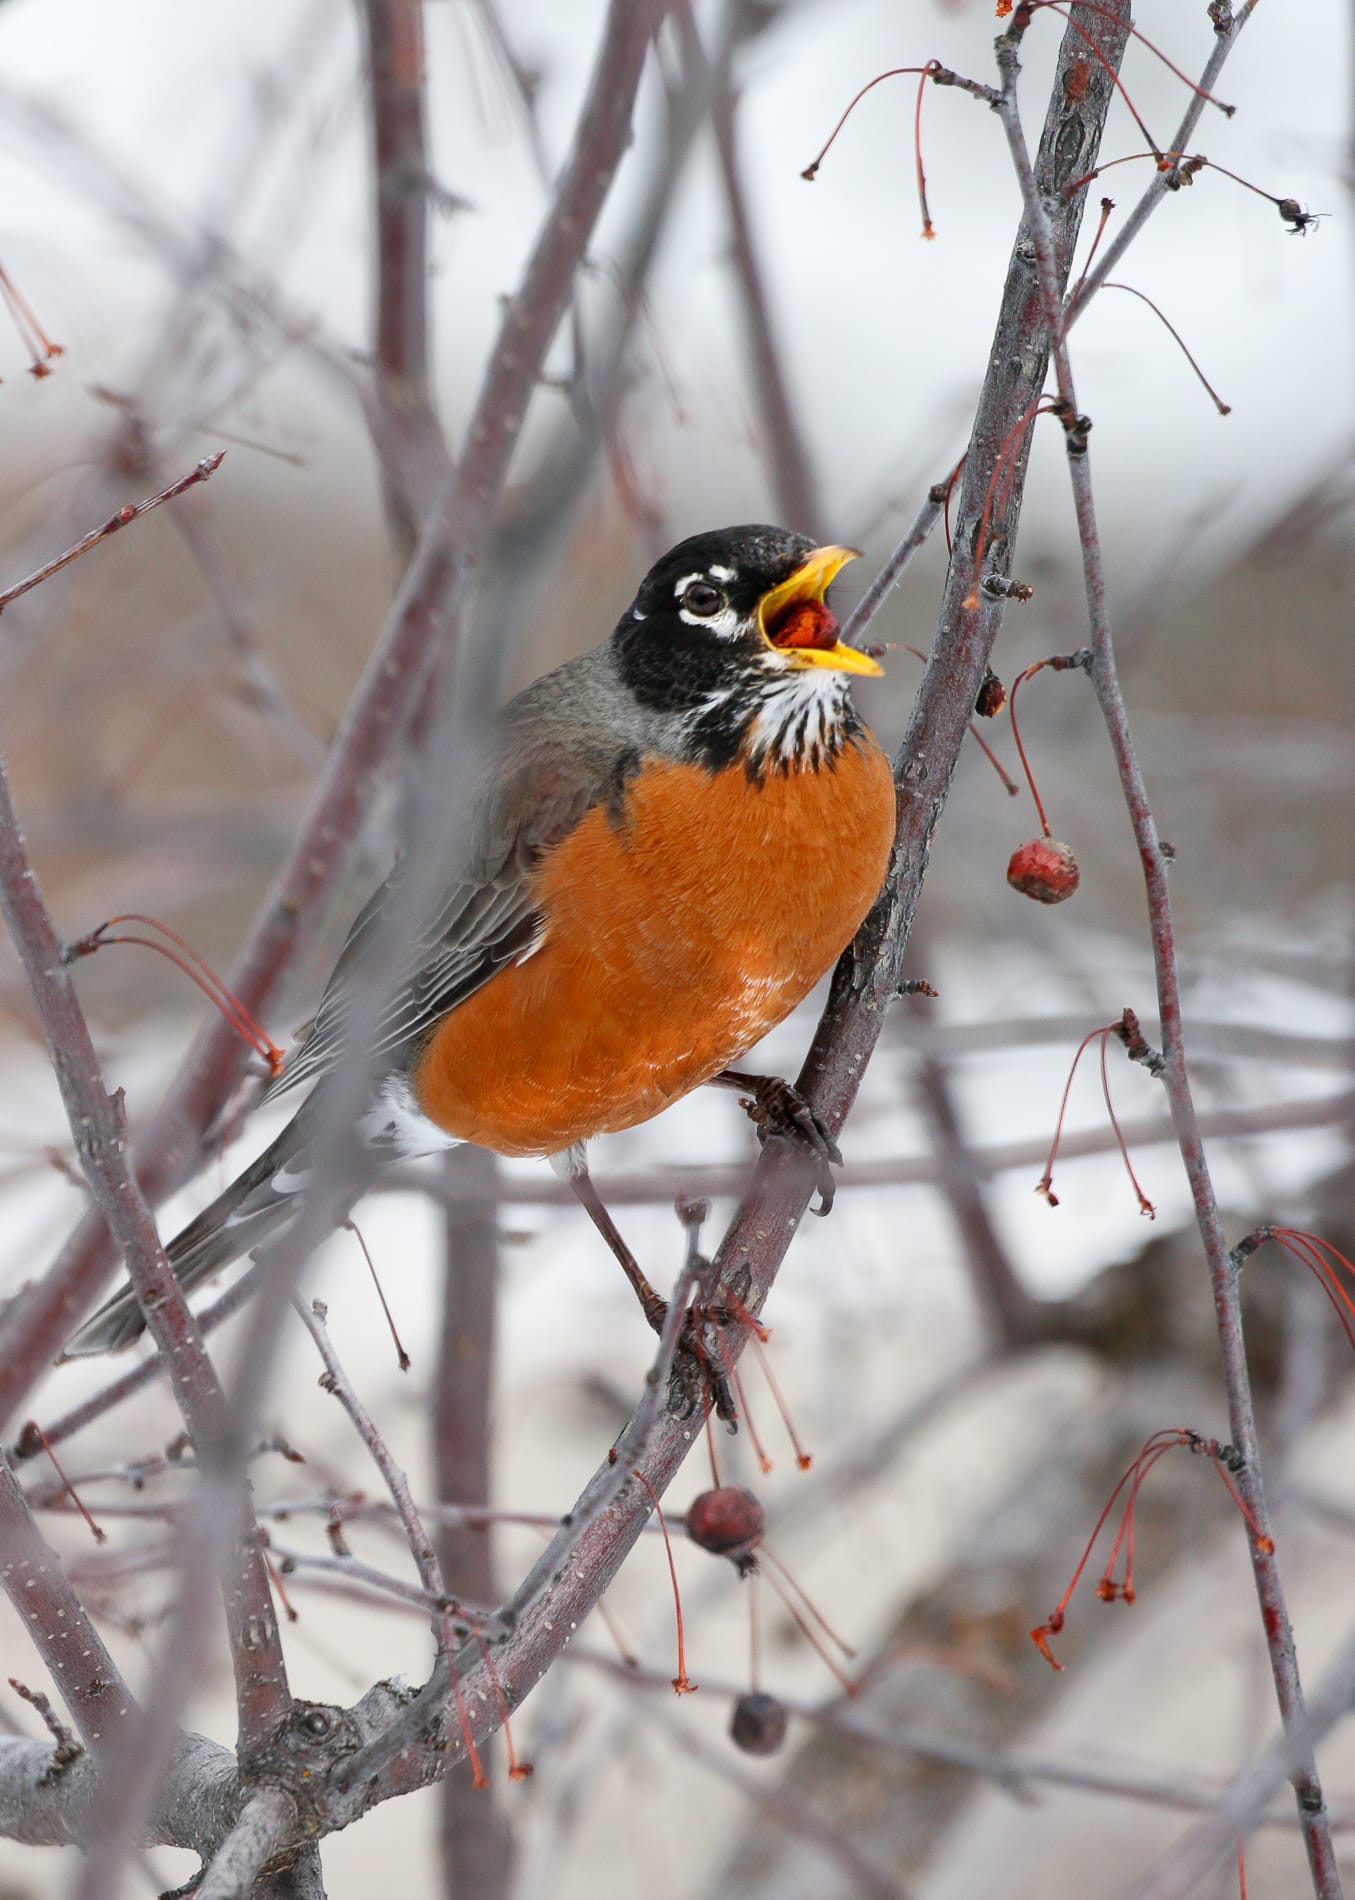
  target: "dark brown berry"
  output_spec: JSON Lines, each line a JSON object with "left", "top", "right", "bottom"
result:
{"left": 685, "top": 1487, "right": 765, "bottom": 1560}
{"left": 974, "top": 672, "right": 1007, "bottom": 718}
{"left": 730, "top": 1691, "right": 789, "bottom": 1755}
{"left": 1007, "top": 837, "right": 1080, "bottom": 904}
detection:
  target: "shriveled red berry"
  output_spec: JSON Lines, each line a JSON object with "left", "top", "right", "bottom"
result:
{"left": 1007, "top": 837, "right": 1080, "bottom": 904}
{"left": 730, "top": 1691, "right": 789, "bottom": 1756}
{"left": 685, "top": 1486, "right": 765, "bottom": 1560}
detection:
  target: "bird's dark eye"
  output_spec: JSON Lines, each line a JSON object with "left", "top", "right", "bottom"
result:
{"left": 682, "top": 580, "right": 724, "bottom": 617}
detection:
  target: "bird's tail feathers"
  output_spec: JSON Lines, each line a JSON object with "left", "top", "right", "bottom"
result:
{"left": 65, "top": 1114, "right": 319, "bottom": 1356}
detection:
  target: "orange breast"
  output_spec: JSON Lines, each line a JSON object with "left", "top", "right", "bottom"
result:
{"left": 411, "top": 737, "right": 896, "bottom": 1156}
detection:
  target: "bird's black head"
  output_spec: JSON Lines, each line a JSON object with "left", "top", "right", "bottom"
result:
{"left": 611, "top": 525, "right": 880, "bottom": 770}
{"left": 628, "top": 525, "right": 819, "bottom": 633}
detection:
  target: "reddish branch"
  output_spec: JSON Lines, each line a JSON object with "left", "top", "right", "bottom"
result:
{"left": 0, "top": 1458, "right": 135, "bottom": 1754}
{"left": 0, "top": 753, "right": 291, "bottom": 1772}
{"left": 357, "top": 0, "right": 451, "bottom": 552}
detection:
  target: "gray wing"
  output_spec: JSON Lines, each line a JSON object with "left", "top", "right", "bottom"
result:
{"left": 264, "top": 693, "right": 625, "bottom": 1104}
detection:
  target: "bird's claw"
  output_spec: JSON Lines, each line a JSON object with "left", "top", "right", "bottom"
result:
{"left": 662, "top": 1305, "right": 738, "bottom": 1423}
{"left": 737, "top": 1075, "right": 842, "bottom": 1215}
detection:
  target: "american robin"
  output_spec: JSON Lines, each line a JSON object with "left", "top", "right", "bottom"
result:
{"left": 69, "top": 525, "right": 896, "bottom": 1360}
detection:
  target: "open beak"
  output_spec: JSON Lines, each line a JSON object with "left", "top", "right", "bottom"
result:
{"left": 757, "top": 545, "right": 883, "bottom": 676}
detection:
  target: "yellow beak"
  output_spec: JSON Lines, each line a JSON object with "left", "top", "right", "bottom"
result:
{"left": 756, "top": 545, "right": 883, "bottom": 676}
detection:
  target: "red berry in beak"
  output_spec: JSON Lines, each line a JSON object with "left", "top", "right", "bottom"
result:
{"left": 768, "top": 598, "right": 838, "bottom": 651}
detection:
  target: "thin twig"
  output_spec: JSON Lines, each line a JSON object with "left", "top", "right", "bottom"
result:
{"left": 839, "top": 487, "right": 945, "bottom": 651}
{"left": 0, "top": 454, "right": 224, "bottom": 617}
{"left": 567, "top": 1646, "right": 1355, "bottom": 1833}
{"left": 0, "top": 755, "right": 288, "bottom": 1704}
{"left": 292, "top": 1298, "right": 446, "bottom": 1616}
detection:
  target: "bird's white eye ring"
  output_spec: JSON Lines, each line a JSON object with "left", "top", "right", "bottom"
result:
{"left": 682, "top": 580, "right": 723, "bottom": 617}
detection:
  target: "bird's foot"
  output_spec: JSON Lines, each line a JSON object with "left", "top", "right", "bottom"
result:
{"left": 668, "top": 1308, "right": 738, "bottom": 1424}
{"left": 651, "top": 1263, "right": 755, "bottom": 1426}
{"left": 727, "top": 1072, "right": 842, "bottom": 1216}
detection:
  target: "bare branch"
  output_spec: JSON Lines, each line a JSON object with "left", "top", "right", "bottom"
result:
{"left": 0, "top": 1458, "right": 135, "bottom": 1752}
{"left": 356, "top": 0, "right": 451, "bottom": 551}
{"left": 292, "top": 1298, "right": 446, "bottom": 1615}
{"left": 0, "top": 743, "right": 291, "bottom": 1881}
{"left": 0, "top": 454, "right": 225, "bottom": 617}
{"left": 195, "top": 1787, "right": 299, "bottom": 1900}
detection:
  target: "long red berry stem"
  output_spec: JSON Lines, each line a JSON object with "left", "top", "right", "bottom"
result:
{"left": 631, "top": 1467, "right": 695, "bottom": 1694}
{"left": 800, "top": 66, "right": 941, "bottom": 182}
{"left": 756, "top": 1553, "right": 856, "bottom": 1693}
{"left": 877, "top": 645, "right": 1019, "bottom": 796}
{"left": 68, "top": 914, "right": 284, "bottom": 1077}
{"left": 1270, "top": 1230, "right": 1355, "bottom": 1357}
{"left": 465, "top": 1615, "right": 532, "bottom": 1781}
{"left": 1098, "top": 1028, "right": 1156, "bottom": 1218}
{"left": 914, "top": 63, "right": 938, "bottom": 239}
{"left": 1006, "top": 659, "right": 1057, "bottom": 836}
{"left": 1037, "top": 1022, "right": 1119, "bottom": 1206}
